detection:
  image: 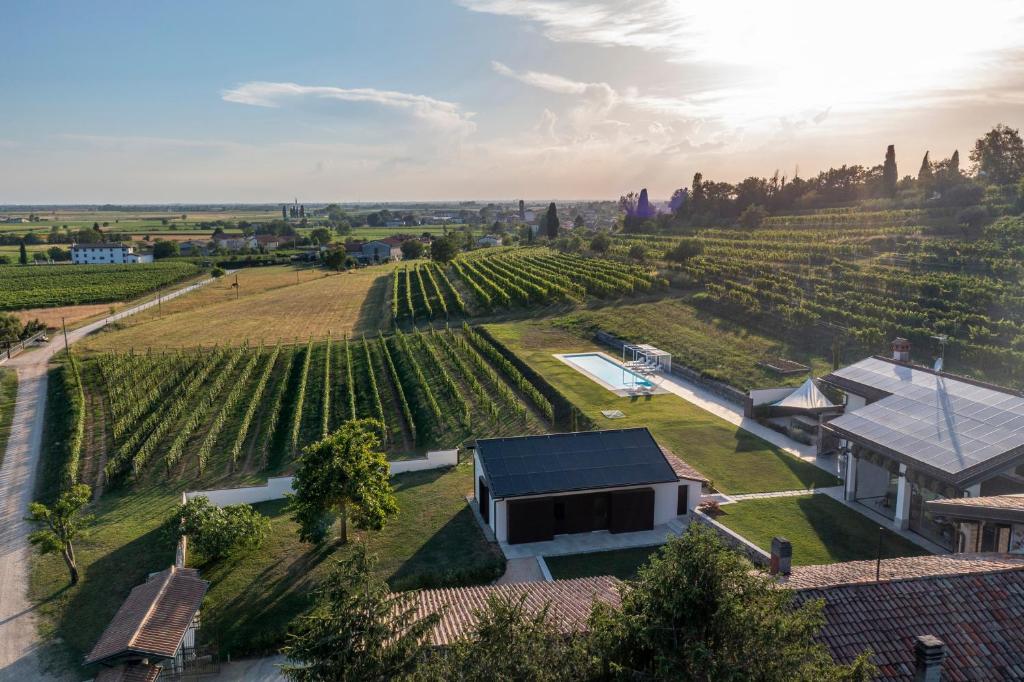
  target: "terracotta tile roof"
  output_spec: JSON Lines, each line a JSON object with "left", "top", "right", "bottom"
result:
{"left": 779, "top": 553, "right": 1024, "bottom": 590}
{"left": 659, "top": 446, "right": 709, "bottom": 483}
{"left": 790, "top": 556, "right": 1024, "bottom": 680}
{"left": 86, "top": 566, "right": 209, "bottom": 666}
{"left": 94, "top": 664, "right": 162, "bottom": 682}
{"left": 410, "top": 576, "right": 621, "bottom": 646}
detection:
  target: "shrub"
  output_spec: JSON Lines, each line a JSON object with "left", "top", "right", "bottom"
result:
{"left": 166, "top": 497, "right": 269, "bottom": 563}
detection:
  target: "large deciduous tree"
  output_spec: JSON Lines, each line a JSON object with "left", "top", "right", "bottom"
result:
{"left": 971, "top": 124, "right": 1024, "bottom": 185}
{"left": 429, "top": 234, "right": 459, "bottom": 263}
{"left": 27, "top": 484, "right": 93, "bottom": 586}
{"left": 165, "top": 497, "right": 269, "bottom": 563}
{"left": 281, "top": 546, "right": 439, "bottom": 681}
{"left": 288, "top": 419, "right": 397, "bottom": 545}
{"left": 588, "top": 524, "right": 875, "bottom": 681}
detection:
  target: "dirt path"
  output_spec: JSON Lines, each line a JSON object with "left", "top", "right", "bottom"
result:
{"left": 0, "top": 275, "right": 219, "bottom": 680}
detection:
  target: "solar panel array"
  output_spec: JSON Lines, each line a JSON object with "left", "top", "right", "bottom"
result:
{"left": 826, "top": 358, "right": 1024, "bottom": 480}
{"left": 477, "top": 428, "right": 677, "bottom": 498}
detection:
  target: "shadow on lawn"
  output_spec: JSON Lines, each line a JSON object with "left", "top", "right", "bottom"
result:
{"left": 354, "top": 271, "right": 391, "bottom": 335}
{"left": 795, "top": 495, "right": 926, "bottom": 565}
{"left": 731, "top": 427, "right": 840, "bottom": 489}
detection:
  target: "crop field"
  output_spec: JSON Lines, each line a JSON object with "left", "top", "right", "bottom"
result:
{"left": 68, "top": 325, "right": 554, "bottom": 491}
{"left": 77, "top": 265, "right": 387, "bottom": 351}
{"left": 0, "top": 261, "right": 200, "bottom": 310}
{"left": 611, "top": 219, "right": 1024, "bottom": 387}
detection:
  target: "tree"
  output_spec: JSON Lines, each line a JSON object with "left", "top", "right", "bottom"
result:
{"left": 413, "top": 593, "right": 596, "bottom": 681}
{"left": 400, "top": 239, "right": 423, "bottom": 260}
{"left": 27, "top": 484, "right": 93, "bottom": 586}
{"left": 664, "top": 237, "right": 704, "bottom": 263}
{"left": 636, "top": 188, "right": 655, "bottom": 219}
{"left": 882, "top": 144, "right": 898, "bottom": 198}
{"left": 18, "top": 240, "right": 27, "bottom": 265}
{"left": 164, "top": 497, "right": 268, "bottom": 563}
{"left": 589, "top": 525, "right": 875, "bottom": 681}
{"left": 956, "top": 205, "right": 988, "bottom": 240}
{"left": 324, "top": 250, "right": 345, "bottom": 271}
{"left": 917, "top": 151, "right": 933, "bottom": 188}
{"left": 281, "top": 546, "right": 438, "bottom": 681}
{"left": 288, "top": 419, "right": 397, "bottom": 545}
{"left": 628, "top": 244, "right": 647, "bottom": 262}
{"left": 210, "top": 267, "right": 226, "bottom": 278}
{"left": 738, "top": 204, "right": 767, "bottom": 229}
{"left": 309, "top": 227, "right": 333, "bottom": 246}
{"left": 573, "top": 214, "right": 585, "bottom": 229}
{"left": 429, "top": 234, "right": 459, "bottom": 263}
{"left": 152, "top": 240, "right": 179, "bottom": 259}
{"left": 543, "top": 202, "right": 560, "bottom": 239}
{"left": 971, "top": 124, "right": 1024, "bottom": 185}
{"left": 589, "top": 232, "right": 611, "bottom": 253}
{"left": 0, "top": 312, "right": 21, "bottom": 345}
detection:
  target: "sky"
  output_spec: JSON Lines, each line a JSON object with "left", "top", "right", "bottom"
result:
{"left": 3, "top": 0, "right": 1024, "bottom": 203}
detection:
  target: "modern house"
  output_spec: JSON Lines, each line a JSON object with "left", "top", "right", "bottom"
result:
{"left": 926, "top": 494, "right": 1024, "bottom": 553}
{"left": 71, "top": 242, "right": 151, "bottom": 265}
{"left": 746, "top": 378, "right": 842, "bottom": 448}
{"left": 473, "top": 428, "right": 706, "bottom": 545}
{"left": 821, "top": 340, "right": 1024, "bottom": 550}
{"left": 362, "top": 238, "right": 403, "bottom": 262}
{"left": 85, "top": 566, "right": 209, "bottom": 678}
{"left": 780, "top": 553, "right": 1024, "bottom": 680}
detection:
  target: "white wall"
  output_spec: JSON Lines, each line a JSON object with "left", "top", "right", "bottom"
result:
{"left": 846, "top": 393, "right": 867, "bottom": 411}
{"left": 749, "top": 388, "right": 796, "bottom": 407}
{"left": 184, "top": 450, "right": 458, "bottom": 507}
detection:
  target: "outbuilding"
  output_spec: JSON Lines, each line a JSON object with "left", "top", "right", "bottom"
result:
{"left": 473, "top": 428, "right": 705, "bottom": 545}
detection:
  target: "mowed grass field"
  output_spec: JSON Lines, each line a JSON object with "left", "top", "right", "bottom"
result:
{"left": 30, "top": 462, "right": 503, "bottom": 675}
{"left": 484, "top": 322, "right": 838, "bottom": 494}
{"left": 78, "top": 264, "right": 395, "bottom": 351}
{"left": 554, "top": 298, "right": 833, "bottom": 390}
{"left": 715, "top": 495, "right": 928, "bottom": 565}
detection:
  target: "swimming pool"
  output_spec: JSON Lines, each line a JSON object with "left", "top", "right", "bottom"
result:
{"left": 560, "top": 353, "right": 654, "bottom": 391}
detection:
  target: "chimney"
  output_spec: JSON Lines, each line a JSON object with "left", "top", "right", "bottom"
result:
{"left": 770, "top": 536, "right": 792, "bottom": 575}
{"left": 892, "top": 337, "right": 911, "bottom": 363}
{"left": 913, "top": 635, "right": 945, "bottom": 681}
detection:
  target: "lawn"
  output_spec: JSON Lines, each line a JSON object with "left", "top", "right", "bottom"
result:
{"left": 553, "top": 298, "right": 833, "bottom": 390}
{"left": 30, "top": 462, "right": 503, "bottom": 674}
{"left": 714, "top": 494, "right": 928, "bottom": 566}
{"left": 77, "top": 264, "right": 396, "bottom": 352}
{"left": 545, "top": 546, "right": 660, "bottom": 580}
{"left": 484, "top": 322, "right": 839, "bottom": 494}
{"left": 0, "top": 368, "right": 16, "bottom": 467}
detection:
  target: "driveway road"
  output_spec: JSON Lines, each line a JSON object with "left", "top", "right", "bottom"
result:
{"left": 0, "top": 276, "right": 217, "bottom": 680}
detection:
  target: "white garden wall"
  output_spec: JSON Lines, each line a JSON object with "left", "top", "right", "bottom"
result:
{"left": 183, "top": 449, "right": 459, "bottom": 507}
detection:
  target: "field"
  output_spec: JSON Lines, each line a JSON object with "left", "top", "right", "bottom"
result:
{"left": 483, "top": 322, "right": 839, "bottom": 494}
{"left": 0, "top": 369, "right": 16, "bottom": 468}
{"left": 66, "top": 325, "right": 557, "bottom": 495}
{"left": 30, "top": 462, "right": 502, "bottom": 674}
{"left": 714, "top": 495, "right": 928, "bottom": 566}
{"left": 0, "top": 261, "right": 200, "bottom": 310}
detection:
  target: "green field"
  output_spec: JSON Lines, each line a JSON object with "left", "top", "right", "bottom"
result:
{"left": 0, "top": 261, "right": 200, "bottom": 310}
{"left": 545, "top": 546, "right": 660, "bottom": 580}
{"left": 484, "top": 322, "right": 839, "bottom": 494}
{"left": 715, "top": 495, "right": 928, "bottom": 566}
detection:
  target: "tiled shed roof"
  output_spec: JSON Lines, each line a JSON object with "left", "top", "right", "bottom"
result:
{"left": 94, "top": 664, "right": 162, "bottom": 682}
{"left": 784, "top": 554, "right": 1024, "bottom": 681}
{"left": 660, "top": 446, "right": 709, "bottom": 483}
{"left": 411, "top": 576, "right": 621, "bottom": 646}
{"left": 86, "top": 566, "right": 209, "bottom": 666}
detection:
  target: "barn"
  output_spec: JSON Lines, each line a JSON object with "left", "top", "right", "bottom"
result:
{"left": 473, "top": 428, "right": 706, "bottom": 545}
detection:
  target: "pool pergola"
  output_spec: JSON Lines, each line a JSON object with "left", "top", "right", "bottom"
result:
{"left": 621, "top": 343, "right": 672, "bottom": 390}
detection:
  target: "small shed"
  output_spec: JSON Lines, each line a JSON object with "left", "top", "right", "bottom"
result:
{"left": 473, "top": 428, "right": 706, "bottom": 545}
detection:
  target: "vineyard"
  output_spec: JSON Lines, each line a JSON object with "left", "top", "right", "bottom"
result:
{"left": 0, "top": 261, "right": 200, "bottom": 310}
{"left": 608, "top": 219, "right": 1024, "bottom": 386}
{"left": 393, "top": 248, "right": 666, "bottom": 320}
{"left": 69, "top": 326, "right": 562, "bottom": 489}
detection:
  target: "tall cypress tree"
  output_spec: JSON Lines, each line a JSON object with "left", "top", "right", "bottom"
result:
{"left": 882, "top": 144, "right": 898, "bottom": 198}
{"left": 18, "top": 240, "right": 27, "bottom": 265}
{"left": 917, "top": 151, "right": 932, "bottom": 182}
{"left": 544, "top": 202, "right": 559, "bottom": 239}
{"left": 637, "top": 188, "right": 653, "bottom": 219}
{"left": 950, "top": 149, "right": 960, "bottom": 176}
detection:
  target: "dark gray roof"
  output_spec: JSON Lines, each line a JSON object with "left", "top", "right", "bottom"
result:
{"left": 476, "top": 428, "right": 678, "bottom": 498}
{"left": 72, "top": 242, "right": 130, "bottom": 249}
{"left": 823, "top": 357, "right": 1024, "bottom": 485}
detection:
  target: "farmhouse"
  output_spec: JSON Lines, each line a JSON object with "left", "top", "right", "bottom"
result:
{"left": 71, "top": 242, "right": 152, "bottom": 264}
{"left": 362, "top": 238, "right": 403, "bottom": 262}
{"left": 85, "top": 566, "right": 209, "bottom": 678}
{"left": 473, "top": 428, "right": 705, "bottom": 545}
{"left": 253, "top": 234, "right": 280, "bottom": 250}
{"left": 213, "top": 234, "right": 257, "bottom": 251}
{"left": 477, "top": 234, "right": 502, "bottom": 247}
{"left": 821, "top": 339, "right": 1024, "bottom": 550}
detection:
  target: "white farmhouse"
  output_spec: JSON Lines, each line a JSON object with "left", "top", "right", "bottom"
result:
{"left": 71, "top": 242, "right": 151, "bottom": 265}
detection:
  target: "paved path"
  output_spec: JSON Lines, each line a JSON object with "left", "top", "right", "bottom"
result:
{"left": 496, "top": 557, "right": 545, "bottom": 584}
{"left": 0, "top": 276, "right": 217, "bottom": 681}
{"left": 727, "top": 486, "right": 845, "bottom": 502}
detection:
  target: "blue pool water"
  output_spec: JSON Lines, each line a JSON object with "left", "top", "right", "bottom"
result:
{"left": 562, "top": 353, "right": 653, "bottom": 390}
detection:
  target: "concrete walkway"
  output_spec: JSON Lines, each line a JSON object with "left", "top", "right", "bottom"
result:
{"left": 501, "top": 518, "right": 688, "bottom": 560}
{"left": 727, "top": 486, "right": 845, "bottom": 502}
{"left": 496, "top": 557, "right": 545, "bottom": 583}
{"left": 0, "top": 275, "right": 217, "bottom": 681}
{"left": 209, "top": 655, "right": 287, "bottom": 681}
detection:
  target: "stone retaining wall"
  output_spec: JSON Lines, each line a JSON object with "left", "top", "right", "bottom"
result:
{"left": 692, "top": 510, "right": 770, "bottom": 567}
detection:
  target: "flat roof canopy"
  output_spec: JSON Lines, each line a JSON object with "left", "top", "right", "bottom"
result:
{"left": 823, "top": 357, "right": 1024, "bottom": 485}
{"left": 624, "top": 343, "right": 671, "bottom": 357}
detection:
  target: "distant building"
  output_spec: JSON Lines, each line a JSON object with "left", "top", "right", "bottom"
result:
{"left": 213, "top": 235, "right": 257, "bottom": 251}
{"left": 2, "top": 216, "right": 28, "bottom": 224}
{"left": 179, "top": 240, "right": 212, "bottom": 256}
{"left": 253, "top": 234, "right": 280, "bottom": 250}
{"left": 362, "top": 238, "right": 403, "bottom": 262}
{"left": 477, "top": 235, "right": 502, "bottom": 247}
{"left": 384, "top": 219, "right": 404, "bottom": 228}
{"left": 71, "top": 242, "right": 147, "bottom": 265}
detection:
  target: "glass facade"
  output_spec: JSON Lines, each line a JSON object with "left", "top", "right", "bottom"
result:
{"left": 908, "top": 481, "right": 956, "bottom": 550}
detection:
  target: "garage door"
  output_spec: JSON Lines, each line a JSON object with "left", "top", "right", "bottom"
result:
{"left": 507, "top": 498, "right": 554, "bottom": 544}
{"left": 609, "top": 488, "right": 655, "bottom": 534}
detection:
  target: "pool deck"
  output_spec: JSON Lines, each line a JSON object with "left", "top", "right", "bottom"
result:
{"left": 554, "top": 351, "right": 670, "bottom": 397}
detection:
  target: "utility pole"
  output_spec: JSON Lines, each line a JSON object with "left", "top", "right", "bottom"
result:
{"left": 62, "top": 316, "right": 69, "bottom": 356}
{"left": 233, "top": 273, "right": 239, "bottom": 300}
{"left": 875, "top": 525, "right": 883, "bottom": 582}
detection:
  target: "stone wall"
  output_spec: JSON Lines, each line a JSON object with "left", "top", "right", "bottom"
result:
{"left": 692, "top": 510, "right": 770, "bottom": 567}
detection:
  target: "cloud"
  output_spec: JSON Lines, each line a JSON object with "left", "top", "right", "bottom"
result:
{"left": 222, "top": 81, "right": 476, "bottom": 136}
